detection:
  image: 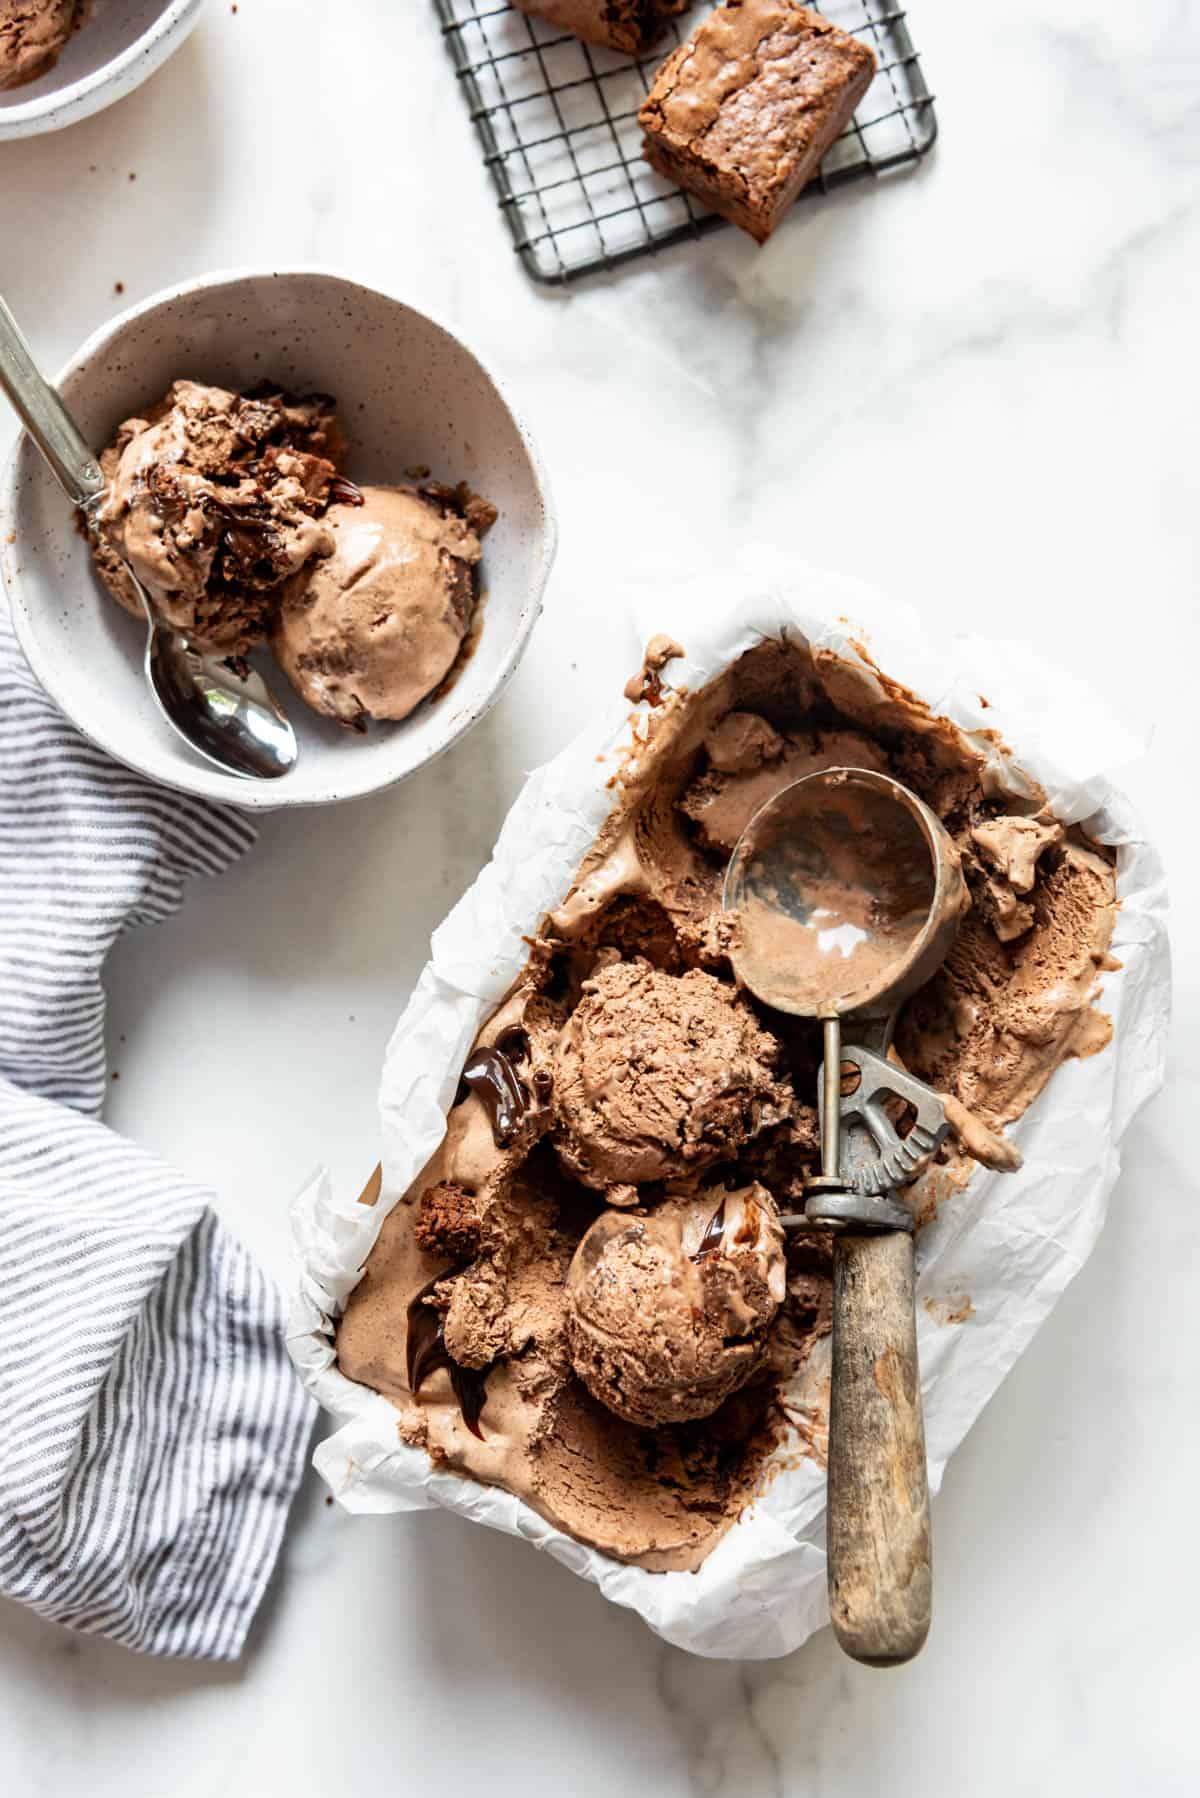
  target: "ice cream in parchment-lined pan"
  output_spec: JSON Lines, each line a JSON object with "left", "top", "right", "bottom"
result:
{"left": 336, "top": 632, "right": 1119, "bottom": 1573}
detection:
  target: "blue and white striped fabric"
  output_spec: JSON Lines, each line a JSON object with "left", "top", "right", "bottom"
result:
{"left": 0, "top": 597, "right": 314, "bottom": 1660}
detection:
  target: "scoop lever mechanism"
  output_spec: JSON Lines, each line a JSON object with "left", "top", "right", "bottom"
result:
{"left": 807, "top": 1031, "right": 951, "bottom": 1224}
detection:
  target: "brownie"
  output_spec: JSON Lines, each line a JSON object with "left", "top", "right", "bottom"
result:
{"left": 638, "top": 1, "right": 877, "bottom": 244}
{"left": 414, "top": 1183, "right": 481, "bottom": 1264}
{"left": 511, "top": 0, "right": 685, "bottom": 55}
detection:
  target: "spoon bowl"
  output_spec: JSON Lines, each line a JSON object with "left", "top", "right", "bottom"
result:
{"left": 0, "top": 292, "right": 299, "bottom": 781}
{"left": 137, "top": 588, "right": 298, "bottom": 781}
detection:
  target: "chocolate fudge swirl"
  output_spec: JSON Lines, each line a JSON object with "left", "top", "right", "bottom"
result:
{"left": 691, "top": 1197, "right": 728, "bottom": 1261}
{"left": 462, "top": 1045, "right": 532, "bottom": 1147}
{"left": 406, "top": 1274, "right": 491, "bottom": 1439}
{"left": 327, "top": 475, "right": 365, "bottom": 507}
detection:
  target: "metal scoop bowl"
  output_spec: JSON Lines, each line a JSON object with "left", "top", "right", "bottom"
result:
{"left": 724, "top": 767, "right": 965, "bottom": 1668}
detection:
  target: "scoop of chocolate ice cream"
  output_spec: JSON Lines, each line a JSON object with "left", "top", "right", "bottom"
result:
{"left": 0, "top": 0, "right": 77, "bottom": 91}
{"left": 270, "top": 483, "right": 494, "bottom": 728}
{"left": 565, "top": 1184, "right": 787, "bottom": 1426}
{"left": 89, "top": 380, "right": 339, "bottom": 654}
{"left": 551, "top": 957, "right": 791, "bottom": 1193}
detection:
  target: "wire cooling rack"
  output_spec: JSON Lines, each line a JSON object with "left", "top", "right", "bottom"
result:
{"left": 433, "top": 1, "right": 936, "bottom": 284}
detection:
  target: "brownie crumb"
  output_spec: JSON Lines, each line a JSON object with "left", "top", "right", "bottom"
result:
{"left": 415, "top": 1182, "right": 481, "bottom": 1263}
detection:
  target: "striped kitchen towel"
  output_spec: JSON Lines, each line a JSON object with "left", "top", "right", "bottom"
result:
{"left": 0, "top": 597, "right": 314, "bottom": 1660}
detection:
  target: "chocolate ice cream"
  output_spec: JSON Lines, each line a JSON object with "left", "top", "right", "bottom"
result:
{"left": 565, "top": 1184, "right": 786, "bottom": 1426}
{"left": 552, "top": 958, "right": 790, "bottom": 1196}
{"left": 337, "top": 634, "right": 1119, "bottom": 1572}
{"left": 680, "top": 716, "right": 889, "bottom": 853}
{"left": 271, "top": 482, "right": 495, "bottom": 727}
{"left": 90, "top": 380, "right": 340, "bottom": 654}
{"left": 0, "top": 0, "right": 78, "bottom": 91}
{"left": 87, "top": 379, "right": 497, "bottom": 730}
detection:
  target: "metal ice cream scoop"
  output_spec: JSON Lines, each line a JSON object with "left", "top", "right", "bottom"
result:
{"left": 0, "top": 294, "right": 297, "bottom": 781}
{"left": 724, "top": 766, "right": 965, "bottom": 1668}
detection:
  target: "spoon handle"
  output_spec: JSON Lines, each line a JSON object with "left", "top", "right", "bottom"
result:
{"left": 0, "top": 295, "right": 105, "bottom": 508}
{"left": 827, "top": 1228, "right": 932, "bottom": 1665}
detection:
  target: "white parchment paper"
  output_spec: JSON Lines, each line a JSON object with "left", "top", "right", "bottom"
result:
{"left": 287, "top": 561, "right": 1171, "bottom": 1660}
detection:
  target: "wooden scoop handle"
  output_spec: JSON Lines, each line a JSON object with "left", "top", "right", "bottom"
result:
{"left": 827, "top": 1229, "right": 932, "bottom": 1666}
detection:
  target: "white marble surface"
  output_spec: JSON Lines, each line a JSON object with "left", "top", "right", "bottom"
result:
{"left": 0, "top": 0, "right": 1197, "bottom": 1790}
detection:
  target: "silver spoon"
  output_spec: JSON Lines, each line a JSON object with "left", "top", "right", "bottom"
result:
{"left": 724, "top": 767, "right": 965, "bottom": 1667}
{"left": 0, "top": 295, "right": 298, "bottom": 781}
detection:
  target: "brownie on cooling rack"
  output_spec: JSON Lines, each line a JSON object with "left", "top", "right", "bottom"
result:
{"left": 511, "top": 0, "right": 686, "bottom": 55}
{"left": 638, "top": 0, "right": 876, "bottom": 244}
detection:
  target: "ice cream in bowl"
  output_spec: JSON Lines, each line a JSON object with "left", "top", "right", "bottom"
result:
{"left": 0, "top": 269, "right": 556, "bottom": 808}
{"left": 0, "top": 0, "right": 207, "bottom": 139}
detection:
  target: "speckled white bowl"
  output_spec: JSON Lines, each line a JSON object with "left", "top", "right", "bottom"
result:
{"left": 0, "top": 0, "right": 206, "bottom": 140}
{"left": 0, "top": 269, "right": 557, "bottom": 809}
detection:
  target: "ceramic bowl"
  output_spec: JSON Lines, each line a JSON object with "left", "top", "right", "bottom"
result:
{"left": 0, "top": 268, "right": 557, "bottom": 809}
{"left": 0, "top": 0, "right": 207, "bottom": 140}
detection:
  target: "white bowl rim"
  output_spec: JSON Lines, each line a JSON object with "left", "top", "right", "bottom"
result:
{"left": 0, "top": 0, "right": 206, "bottom": 139}
{"left": 0, "top": 264, "right": 559, "bottom": 812}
